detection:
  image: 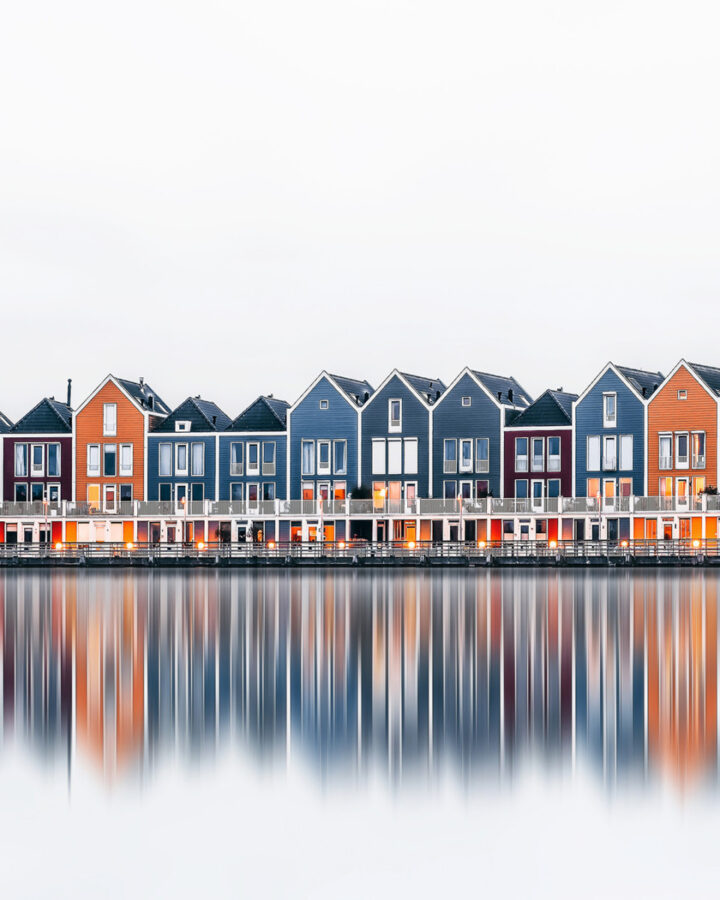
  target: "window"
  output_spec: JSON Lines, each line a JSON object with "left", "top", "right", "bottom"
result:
{"left": 103, "top": 403, "right": 117, "bottom": 436}
{"left": 31, "top": 483, "right": 44, "bottom": 502}
{"left": 443, "top": 481, "right": 457, "bottom": 500}
{"left": 48, "top": 484, "right": 61, "bottom": 503}
{"left": 404, "top": 438, "right": 418, "bottom": 474}
{"left": 515, "top": 480, "right": 528, "bottom": 499}
{"left": 678, "top": 389, "right": 687, "bottom": 400}
{"left": 14, "top": 483, "right": 28, "bottom": 502}
{"left": 87, "top": 444, "right": 100, "bottom": 477}
{"left": 659, "top": 434, "right": 672, "bottom": 469}
{"left": 587, "top": 478, "right": 601, "bottom": 498}
{"left": 319, "top": 399, "right": 329, "bottom": 410}
{"left": 603, "top": 393, "right": 616, "bottom": 427}
{"left": 119, "top": 484, "right": 133, "bottom": 502}
{"left": 247, "top": 442, "right": 260, "bottom": 475}
{"left": 14, "top": 444, "right": 27, "bottom": 477}
{"left": 459, "top": 481, "right": 472, "bottom": 500}
{"left": 159, "top": 483, "right": 172, "bottom": 502}
{"left": 515, "top": 437, "right": 528, "bottom": 472}
{"left": 548, "top": 479, "right": 561, "bottom": 498}
{"left": 587, "top": 435, "right": 601, "bottom": 471}
{"left": 619, "top": 435, "right": 633, "bottom": 471}
{"left": 444, "top": 439, "right": 457, "bottom": 474}
{"left": 262, "top": 482, "right": 275, "bottom": 501}
{"left": 260, "top": 442, "right": 275, "bottom": 476}
{"left": 191, "top": 482, "right": 204, "bottom": 502}
{"left": 531, "top": 437, "right": 544, "bottom": 472}
{"left": 372, "top": 439, "right": 386, "bottom": 475}
{"left": 334, "top": 482, "right": 347, "bottom": 500}
{"left": 247, "top": 483, "right": 259, "bottom": 504}
{"left": 532, "top": 481, "right": 544, "bottom": 502}
{"left": 191, "top": 442, "right": 204, "bottom": 476}
{"left": 659, "top": 476, "right": 673, "bottom": 498}
{"left": 175, "top": 443, "right": 188, "bottom": 476}
{"left": 459, "top": 439, "right": 473, "bottom": 473}
{"left": 175, "top": 421, "right": 191, "bottom": 432}
{"left": 603, "top": 436, "right": 616, "bottom": 470}
{"left": 230, "top": 483, "right": 243, "bottom": 501}
{"left": 619, "top": 478, "right": 632, "bottom": 498}
{"left": 476, "top": 438, "right": 489, "bottom": 473}
{"left": 302, "top": 482, "right": 314, "bottom": 500}
{"left": 87, "top": 484, "right": 101, "bottom": 510}
{"left": 461, "top": 396, "right": 471, "bottom": 407}
{"left": 104, "top": 444, "right": 117, "bottom": 476}
{"left": 301, "top": 440, "right": 315, "bottom": 476}
{"left": 230, "top": 442, "right": 244, "bottom": 476}
{"left": 29, "top": 444, "right": 44, "bottom": 477}
{"left": 333, "top": 440, "right": 347, "bottom": 475}
{"left": 158, "top": 443, "right": 172, "bottom": 476}
{"left": 47, "top": 444, "right": 60, "bottom": 477}
{"left": 120, "top": 444, "right": 133, "bottom": 476}
{"left": 388, "top": 439, "right": 402, "bottom": 475}
{"left": 547, "top": 436, "right": 560, "bottom": 472}
{"left": 389, "top": 399, "right": 402, "bottom": 432}
{"left": 317, "top": 441, "right": 331, "bottom": 475}
{"left": 676, "top": 432, "right": 689, "bottom": 468}
{"left": 692, "top": 432, "right": 706, "bottom": 468}
{"left": 476, "top": 480, "right": 489, "bottom": 497}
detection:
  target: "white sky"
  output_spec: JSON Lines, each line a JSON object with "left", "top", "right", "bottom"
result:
{"left": 1, "top": 1, "right": 719, "bottom": 420}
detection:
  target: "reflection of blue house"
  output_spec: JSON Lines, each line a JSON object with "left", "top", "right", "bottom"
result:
{"left": 360, "top": 370, "right": 445, "bottom": 500}
{"left": 218, "top": 396, "right": 289, "bottom": 502}
{"left": 287, "top": 372, "right": 373, "bottom": 500}
{"left": 148, "top": 396, "right": 230, "bottom": 502}
{"left": 431, "top": 368, "right": 532, "bottom": 499}
{"left": 573, "top": 363, "right": 663, "bottom": 498}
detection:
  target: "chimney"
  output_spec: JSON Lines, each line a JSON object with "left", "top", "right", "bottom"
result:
{"left": 67, "top": 378, "right": 72, "bottom": 407}
{"left": 139, "top": 376, "right": 145, "bottom": 391}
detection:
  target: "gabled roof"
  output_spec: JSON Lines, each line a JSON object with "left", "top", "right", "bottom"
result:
{"left": 116, "top": 377, "right": 171, "bottom": 415}
{"left": 687, "top": 362, "right": 720, "bottom": 397}
{"left": 10, "top": 397, "right": 72, "bottom": 434}
{"left": 616, "top": 366, "right": 664, "bottom": 399}
{"left": 505, "top": 389, "right": 577, "bottom": 428}
{"left": 471, "top": 371, "right": 533, "bottom": 408}
{"left": 226, "top": 396, "right": 290, "bottom": 432}
{"left": 400, "top": 372, "right": 446, "bottom": 403}
{"left": 0, "top": 411, "right": 13, "bottom": 433}
{"left": 152, "top": 396, "right": 231, "bottom": 433}
{"left": 328, "top": 374, "right": 375, "bottom": 407}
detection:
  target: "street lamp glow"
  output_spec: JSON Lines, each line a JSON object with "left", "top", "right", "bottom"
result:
{"left": 126, "top": 541, "right": 134, "bottom": 551}
{"left": 338, "top": 541, "right": 346, "bottom": 550}
{"left": 407, "top": 540, "right": 416, "bottom": 550}
{"left": 477, "top": 540, "right": 486, "bottom": 549}
{"left": 197, "top": 541, "right": 205, "bottom": 551}
{"left": 621, "top": 540, "right": 629, "bottom": 548}
{"left": 693, "top": 539, "right": 701, "bottom": 549}
{"left": 54, "top": 542, "right": 63, "bottom": 551}
{"left": 549, "top": 540, "right": 557, "bottom": 549}
{"left": 268, "top": 540, "right": 276, "bottom": 550}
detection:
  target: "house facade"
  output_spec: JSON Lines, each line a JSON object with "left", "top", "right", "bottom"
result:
{"left": 503, "top": 390, "right": 577, "bottom": 504}
{"left": 0, "top": 409, "right": 14, "bottom": 502}
{"left": 573, "top": 364, "right": 663, "bottom": 503}
{"left": 432, "top": 368, "right": 532, "bottom": 500}
{"left": 147, "top": 396, "right": 231, "bottom": 506}
{"left": 218, "top": 395, "right": 289, "bottom": 503}
{"left": 74, "top": 375, "right": 170, "bottom": 511}
{"left": 647, "top": 361, "right": 720, "bottom": 505}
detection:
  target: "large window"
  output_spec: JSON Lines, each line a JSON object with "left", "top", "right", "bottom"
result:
{"left": 230, "top": 442, "right": 243, "bottom": 476}
{"left": 443, "top": 481, "right": 457, "bottom": 500}
{"left": 262, "top": 442, "right": 276, "bottom": 476}
{"left": 175, "top": 443, "right": 188, "bottom": 476}
{"left": 387, "top": 439, "right": 402, "bottom": 475}
{"left": 334, "top": 440, "right": 347, "bottom": 475}
{"left": 515, "top": 438, "right": 528, "bottom": 472}
{"left": 317, "top": 441, "right": 331, "bottom": 475}
{"left": 191, "top": 442, "right": 204, "bottom": 476}
{"left": 263, "top": 482, "right": 275, "bottom": 501}
{"left": 47, "top": 444, "right": 60, "bottom": 477}
{"left": 247, "top": 442, "right": 260, "bottom": 475}
{"left": 103, "top": 403, "right": 117, "bottom": 436}
{"left": 14, "top": 444, "right": 28, "bottom": 477}
{"left": 602, "top": 436, "right": 617, "bottom": 470}
{"left": 104, "top": 444, "right": 117, "bottom": 477}
{"left": 618, "top": 435, "right": 633, "bottom": 470}
{"left": 389, "top": 399, "right": 402, "bottom": 432}
{"left": 444, "top": 439, "right": 457, "bottom": 474}
{"left": 120, "top": 443, "right": 133, "bottom": 476}
{"left": 87, "top": 444, "right": 100, "bottom": 477}
{"left": 159, "top": 443, "right": 172, "bottom": 476}
{"left": 372, "top": 439, "right": 386, "bottom": 475}
{"left": 301, "top": 440, "right": 315, "bottom": 476}
{"left": 404, "top": 438, "right": 418, "bottom": 474}
{"left": 476, "top": 438, "right": 489, "bottom": 473}
{"left": 547, "top": 436, "right": 560, "bottom": 472}
{"left": 676, "top": 432, "right": 689, "bottom": 468}
{"left": 603, "top": 393, "right": 616, "bottom": 427}
{"left": 459, "top": 439, "right": 473, "bottom": 473}
{"left": 31, "top": 444, "right": 44, "bottom": 477}
{"left": 692, "top": 432, "right": 706, "bottom": 469}
{"left": 586, "top": 477, "right": 600, "bottom": 498}
{"left": 548, "top": 479, "right": 561, "bottom": 498}
{"left": 515, "top": 480, "right": 528, "bottom": 499}
{"left": 531, "top": 438, "right": 544, "bottom": 472}
{"left": 659, "top": 434, "right": 672, "bottom": 469}
{"left": 587, "top": 435, "right": 601, "bottom": 471}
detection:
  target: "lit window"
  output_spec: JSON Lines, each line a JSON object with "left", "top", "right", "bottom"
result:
{"left": 103, "top": 403, "right": 117, "bottom": 436}
{"left": 586, "top": 478, "right": 600, "bottom": 499}
{"left": 692, "top": 432, "right": 706, "bottom": 468}
{"left": 389, "top": 399, "right": 402, "bottom": 432}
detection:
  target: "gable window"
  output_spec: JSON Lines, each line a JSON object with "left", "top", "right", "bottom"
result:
{"left": 459, "top": 439, "right": 473, "bottom": 473}
{"left": 404, "top": 438, "right": 418, "bottom": 475}
{"left": 47, "top": 444, "right": 60, "bottom": 477}
{"left": 103, "top": 403, "right": 117, "bottom": 436}
{"left": 14, "top": 444, "right": 28, "bottom": 477}
{"left": 676, "top": 432, "right": 689, "bottom": 468}
{"left": 301, "top": 440, "right": 315, "bottom": 476}
{"left": 191, "top": 442, "right": 204, "bottom": 476}
{"left": 547, "top": 437, "right": 560, "bottom": 472}
{"left": 317, "top": 441, "right": 331, "bottom": 475}
{"left": 31, "top": 444, "right": 44, "bottom": 477}
{"left": 175, "top": 421, "right": 191, "bottom": 432}
{"left": 619, "top": 435, "right": 633, "bottom": 471}
{"left": 515, "top": 437, "right": 528, "bottom": 472}
{"left": 678, "top": 390, "right": 687, "bottom": 400}
{"left": 587, "top": 435, "right": 601, "bottom": 471}
{"left": 389, "top": 399, "right": 402, "bottom": 433}
{"left": 247, "top": 442, "right": 260, "bottom": 475}
{"left": 659, "top": 434, "right": 672, "bottom": 469}
{"left": 87, "top": 444, "right": 100, "bottom": 477}
{"left": 443, "top": 439, "right": 457, "bottom": 474}
{"left": 603, "top": 393, "right": 616, "bottom": 427}
{"left": 175, "top": 443, "right": 189, "bottom": 476}
{"left": 476, "top": 438, "right": 489, "bottom": 473}
{"left": 388, "top": 439, "right": 402, "bottom": 475}
{"left": 602, "top": 435, "right": 617, "bottom": 470}
{"left": 159, "top": 442, "right": 172, "bottom": 476}
{"left": 461, "top": 396, "right": 471, "bottom": 407}
{"left": 319, "top": 399, "right": 329, "bottom": 410}
{"left": 372, "top": 439, "right": 386, "bottom": 475}
{"left": 230, "top": 442, "right": 244, "bottom": 476}
{"left": 120, "top": 444, "right": 133, "bottom": 476}
{"left": 103, "top": 444, "right": 117, "bottom": 477}
{"left": 531, "top": 437, "right": 544, "bottom": 472}
{"left": 262, "top": 442, "right": 275, "bottom": 476}
{"left": 333, "top": 440, "right": 347, "bottom": 475}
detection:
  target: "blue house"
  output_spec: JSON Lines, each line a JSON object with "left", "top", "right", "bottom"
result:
{"left": 573, "top": 364, "right": 663, "bottom": 500}
{"left": 287, "top": 372, "right": 373, "bottom": 501}
{"left": 148, "top": 396, "right": 231, "bottom": 504}
{"left": 218, "top": 395, "right": 290, "bottom": 502}
{"left": 431, "top": 368, "right": 532, "bottom": 499}
{"left": 361, "top": 370, "right": 446, "bottom": 501}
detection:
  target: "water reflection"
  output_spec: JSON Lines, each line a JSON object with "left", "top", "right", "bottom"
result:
{"left": 0, "top": 569, "right": 717, "bottom": 788}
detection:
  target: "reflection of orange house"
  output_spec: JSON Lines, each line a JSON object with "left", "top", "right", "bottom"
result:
{"left": 74, "top": 375, "right": 170, "bottom": 512}
{"left": 647, "top": 361, "right": 720, "bottom": 504}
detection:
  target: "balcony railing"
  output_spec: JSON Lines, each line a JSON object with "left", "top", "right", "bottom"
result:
{"left": 693, "top": 455, "right": 706, "bottom": 469}
{"left": 515, "top": 458, "right": 528, "bottom": 472}
{"left": 659, "top": 456, "right": 673, "bottom": 470}
{"left": 531, "top": 458, "right": 544, "bottom": 472}
{"left": 602, "top": 457, "right": 617, "bottom": 471}
{"left": 547, "top": 457, "right": 561, "bottom": 472}
{"left": 475, "top": 460, "right": 489, "bottom": 474}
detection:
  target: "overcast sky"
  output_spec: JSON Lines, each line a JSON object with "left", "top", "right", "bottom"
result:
{"left": 1, "top": 0, "right": 718, "bottom": 420}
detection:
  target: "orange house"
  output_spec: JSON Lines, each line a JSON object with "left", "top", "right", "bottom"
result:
{"left": 647, "top": 361, "right": 720, "bottom": 505}
{"left": 74, "top": 375, "right": 170, "bottom": 511}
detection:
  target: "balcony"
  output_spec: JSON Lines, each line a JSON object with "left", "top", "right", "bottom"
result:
{"left": 693, "top": 454, "right": 706, "bottom": 469}
{"left": 602, "top": 457, "right": 617, "bottom": 471}
{"left": 659, "top": 456, "right": 673, "bottom": 470}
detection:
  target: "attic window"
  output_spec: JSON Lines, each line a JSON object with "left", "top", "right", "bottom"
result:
{"left": 461, "top": 396, "right": 471, "bottom": 407}
{"left": 175, "top": 421, "right": 191, "bottom": 432}
{"left": 677, "top": 390, "right": 687, "bottom": 400}
{"left": 319, "top": 400, "right": 329, "bottom": 410}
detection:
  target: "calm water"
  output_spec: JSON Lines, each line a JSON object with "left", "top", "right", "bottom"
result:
{"left": 0, "top": 567, "right": 717, "bottom": 789}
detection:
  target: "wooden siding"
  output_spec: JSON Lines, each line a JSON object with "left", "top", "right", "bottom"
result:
{"left": 147, "top": 434, "right": 219, "bottom": 500}
{"left": 218, "top": 433, "right": 287, "bottom": 500}
{"left": 75, "top": 381, "right": 146, "bottom": 501}
{"left": 3, "top": 435, "right": 73, "bottom": 500}
{"left": 503, "top": 428, "right": 572, "bottom": 497}
{"left": 647, "top": 365, "right": 718, "bottom": 494}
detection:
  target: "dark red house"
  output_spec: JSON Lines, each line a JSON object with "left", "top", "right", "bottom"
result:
{"left": 503, "top": 390, "right": 577, "bottom": 504}
{"left": 3, "top": 387, "right": 73, "bottom": 505}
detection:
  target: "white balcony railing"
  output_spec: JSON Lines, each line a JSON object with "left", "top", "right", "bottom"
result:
{"left": 547, "top": 457, "right": 561, "bottom": 472}
{"left": 515, "top": 458, "right": 528, "bottom": 472}
{"left": 693, "top": 455, "right": 706, "bottom": 469}
{"left": 602, "top": 457, "right": 617, "bottom": 471}
{"left": 659, "top": 456, "right": 673, "bottom": 470}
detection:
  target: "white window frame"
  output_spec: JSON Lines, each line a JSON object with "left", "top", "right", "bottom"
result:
{"left": 515, "top": 437, "right": 528, "bottom": 472}
{"left": 602, "top": 392, "right": 617, "bottom": 428}
{"left": 602, "top": 435, "right": 617, "bottom": 471}
{"left": 388, "top": 398, "right": 402, "bottom": 433}
{"left": 403, "top": 438, "right": 418, "bottom": 475}
{"left": 619, "top": 434, "right": 633, "bottom": 471}
{"left": 387, "top": 438, "right": 402, "bottom": 475}
{"left": 675, "top": 431, "right": 689, "bottom": 469}
{"left": 230, "top": 442, "right": 244, "bottom": 476}
{"left": 301, "top": 439, "right": 315, "bottom": 476}
{"left": 103, "top": 443, "right": 117, "bottom": 477}
{"left": 30, "top": 443, "right": 44, "bottom": 477}
{"left": 159, "top": 442, "right": 173, "bottom": 476}
{"left": 175, "top": 442, "right": 189, "bottom": 477}
{"left": 461, "top": 396, "right": 471, "bottom": 407}
{"left": 659, "top": 433, "right": 672, "bottom": 470}
{"left": 174, "top": 421, "right": 191, "bottom": 432}
{"left": 119, "top": 443, "right": 133, "bottom": 476}
{"left": 14, "top": 483, "right": 28, "bottom": 502}
{"left": 103, "top": 403, "right": 117, "bottom": 437}
{"left": 319, "top": 399, "right": 329, "bottom": 410}
{"left": 443, "top": 438, "right": 457, "bottom": 474}
{"left": 515, "top": 479, "right": 529, "bottom": 500}
{"left": 333, "top": 440, "right": 347, "bottom": 475}
{"left": 475, "top": 438, "right": 489, "bottom": 474}
{"left": 317, "top": 440, "right": 331, "bottom": 476}
{"left": 692, "top": 431, "right": 706, "bottom": 469}
{"left": 190, "top": 441, "right": 204, "bottom": 477}
{"left": 587, "top": 435, "right": 601, "bottom": 472}
{"left": 677, "top": 389, "right": 687, "bottom": 400}
{"left": 230, "top": 482, "right": 244, "bottom": 502}
{"left": 459, "top": 438, "right": 473, "bottom": 473}
{"left": 372, "top": 438, "right": 386, "bottom": 475}
{"left": 547, "top": 436, "right": 561, "bottom": 472}
{"left": 47, "top": 443, "right": 61, "bottom": 477}
{"left": 47, "top": 483, "right": 61, "bottom": 504}
{"left": 87, "top": 444, "right": 101, "bottom": 477}
{"left": 261, "top": 441, "right": 275, "bottom": 476}
{"left": 530, "top": 437, "right": 544, "bottom": 472}
{"left": 14, "top": 443, "right": 28, "bottom": 477}
{"left": 531, "top": 479, "right": 544, "bottom": 509}
{"left": 246, "top": 441, "right": 260, "bottom": 476}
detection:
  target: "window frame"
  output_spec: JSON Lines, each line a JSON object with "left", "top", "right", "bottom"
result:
{"left": 675, "top": 431, "right": 689, "bottom": 469}
{"left": 475, "top": 438, "right": 489, "bottom": 474}
{"left": 515, "top": 437, "right": 528, "bottom": 472}
{"left": 14, "top": 443, "right": 28, "bottom": 478}
{"left": 459, "top": 438, "right": 473, "bottom": 473}
{"left": 371, "top": 438, "right": 386, "bottom": 475}
{"left": 301, "top": 439, "right": 315, "bottom": 476}
{"left": 190, "top": 441, "right": 204, "bottom": 477}
{"left": 602, "top": 392, "right": 617, "bottom": 428}
{"left": 530, "top": 437, "right": 544, "bottom": 472}
{"left": 443, "top": 438, "right": 457, "bottom": 474}
{"left": 87, "top": 444, "right": 101, "bottom": 477}
{"left": 47, "top": 443, "right": 61, "bottom": 477}
{"left": 388, "top": 398, "right": 402, "bottom": 433}
{"left": 30, "top": 443, "right": 44, "bottom": 477}
{"left": 317, "top": 440, "right": 331, "bottom": 476}
{"left": 587, "top": 435, "right": 601, "bottom": 472}
{"left": 261, "top": 441, "right": 276, "bottom": 476}
{"left": 175, "top": 442, "right": 189, "bottom": 477}
{"left": 230, "top": 442, "right": 244, "bottom": 476}
{"left": 387, "top": 438, "right": 402, "bottom": 475}
{"left": 120, "top": 443, "right": 133, "bottom": 476}
{"left": 103, "top": 403, "right": 117, "bottom": 437}
{"left": 246, "top": 441, "right": 260, "bottom": 476}
{"left": 403, "top": 438, "right": 418, "bottom": 475}
{"left": 333, "top": 440, "right": 347, "bottom": 475}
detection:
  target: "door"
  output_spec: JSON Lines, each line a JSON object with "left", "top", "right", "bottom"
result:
{"left": 574, "top": 519, "right": 585, "bottom": 541}
{"left": 376, "top": 521, "right": 387, "bottom": 542}
{"left": 603, "top": 480, "right": 616, "bottom": 511}
{"left": 531, "top": 480, "right": 544, "bottom": 511}
{"left": 591, "top": 522, "right": 600, "bottom": 541}
{"left": 676, "top": 478, "right": 689, "bottom": 510}
{"left": 607, "top": 519, "right": 619, "bottom": 542}
{"left": 175, "top": 483, "right": 187, "bottom": 515}
{"left": 103, "top": 485, "right": 116, "bottom": 513}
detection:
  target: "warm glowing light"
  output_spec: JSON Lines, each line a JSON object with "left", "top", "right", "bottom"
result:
{"left": 54, "top": 542, "right": 63, "bottom": 551}
{"left": 180, "top": 496, "right": 186, "bottom": 505}
{"left": 621, "top": 540, "right": 629, "bottom": 548}
{"left": 693, "top": 539, "right": 701, "bottom": 549}
{"left": 407, "top": 540, "right": 416, "bottom": 550}
{"left": 338, "top": 541, "right": 346, "bottom": 550}
{"left": 268, "top": 540, "right": 276, "bottom": 550}
{"left": 380, "top": 489, "right": 386, "bottom": 498}
{"left": 549, "top": 540, "right": 557, "bottom": 549}
{"left": 126, "top": 541, "right": 134, "bottom": 551}
{"left": 197, "top": 541, "right": 205, "bottom": 551}
{"left": 477, "top": 540, "right": 486, "bottom": 549}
